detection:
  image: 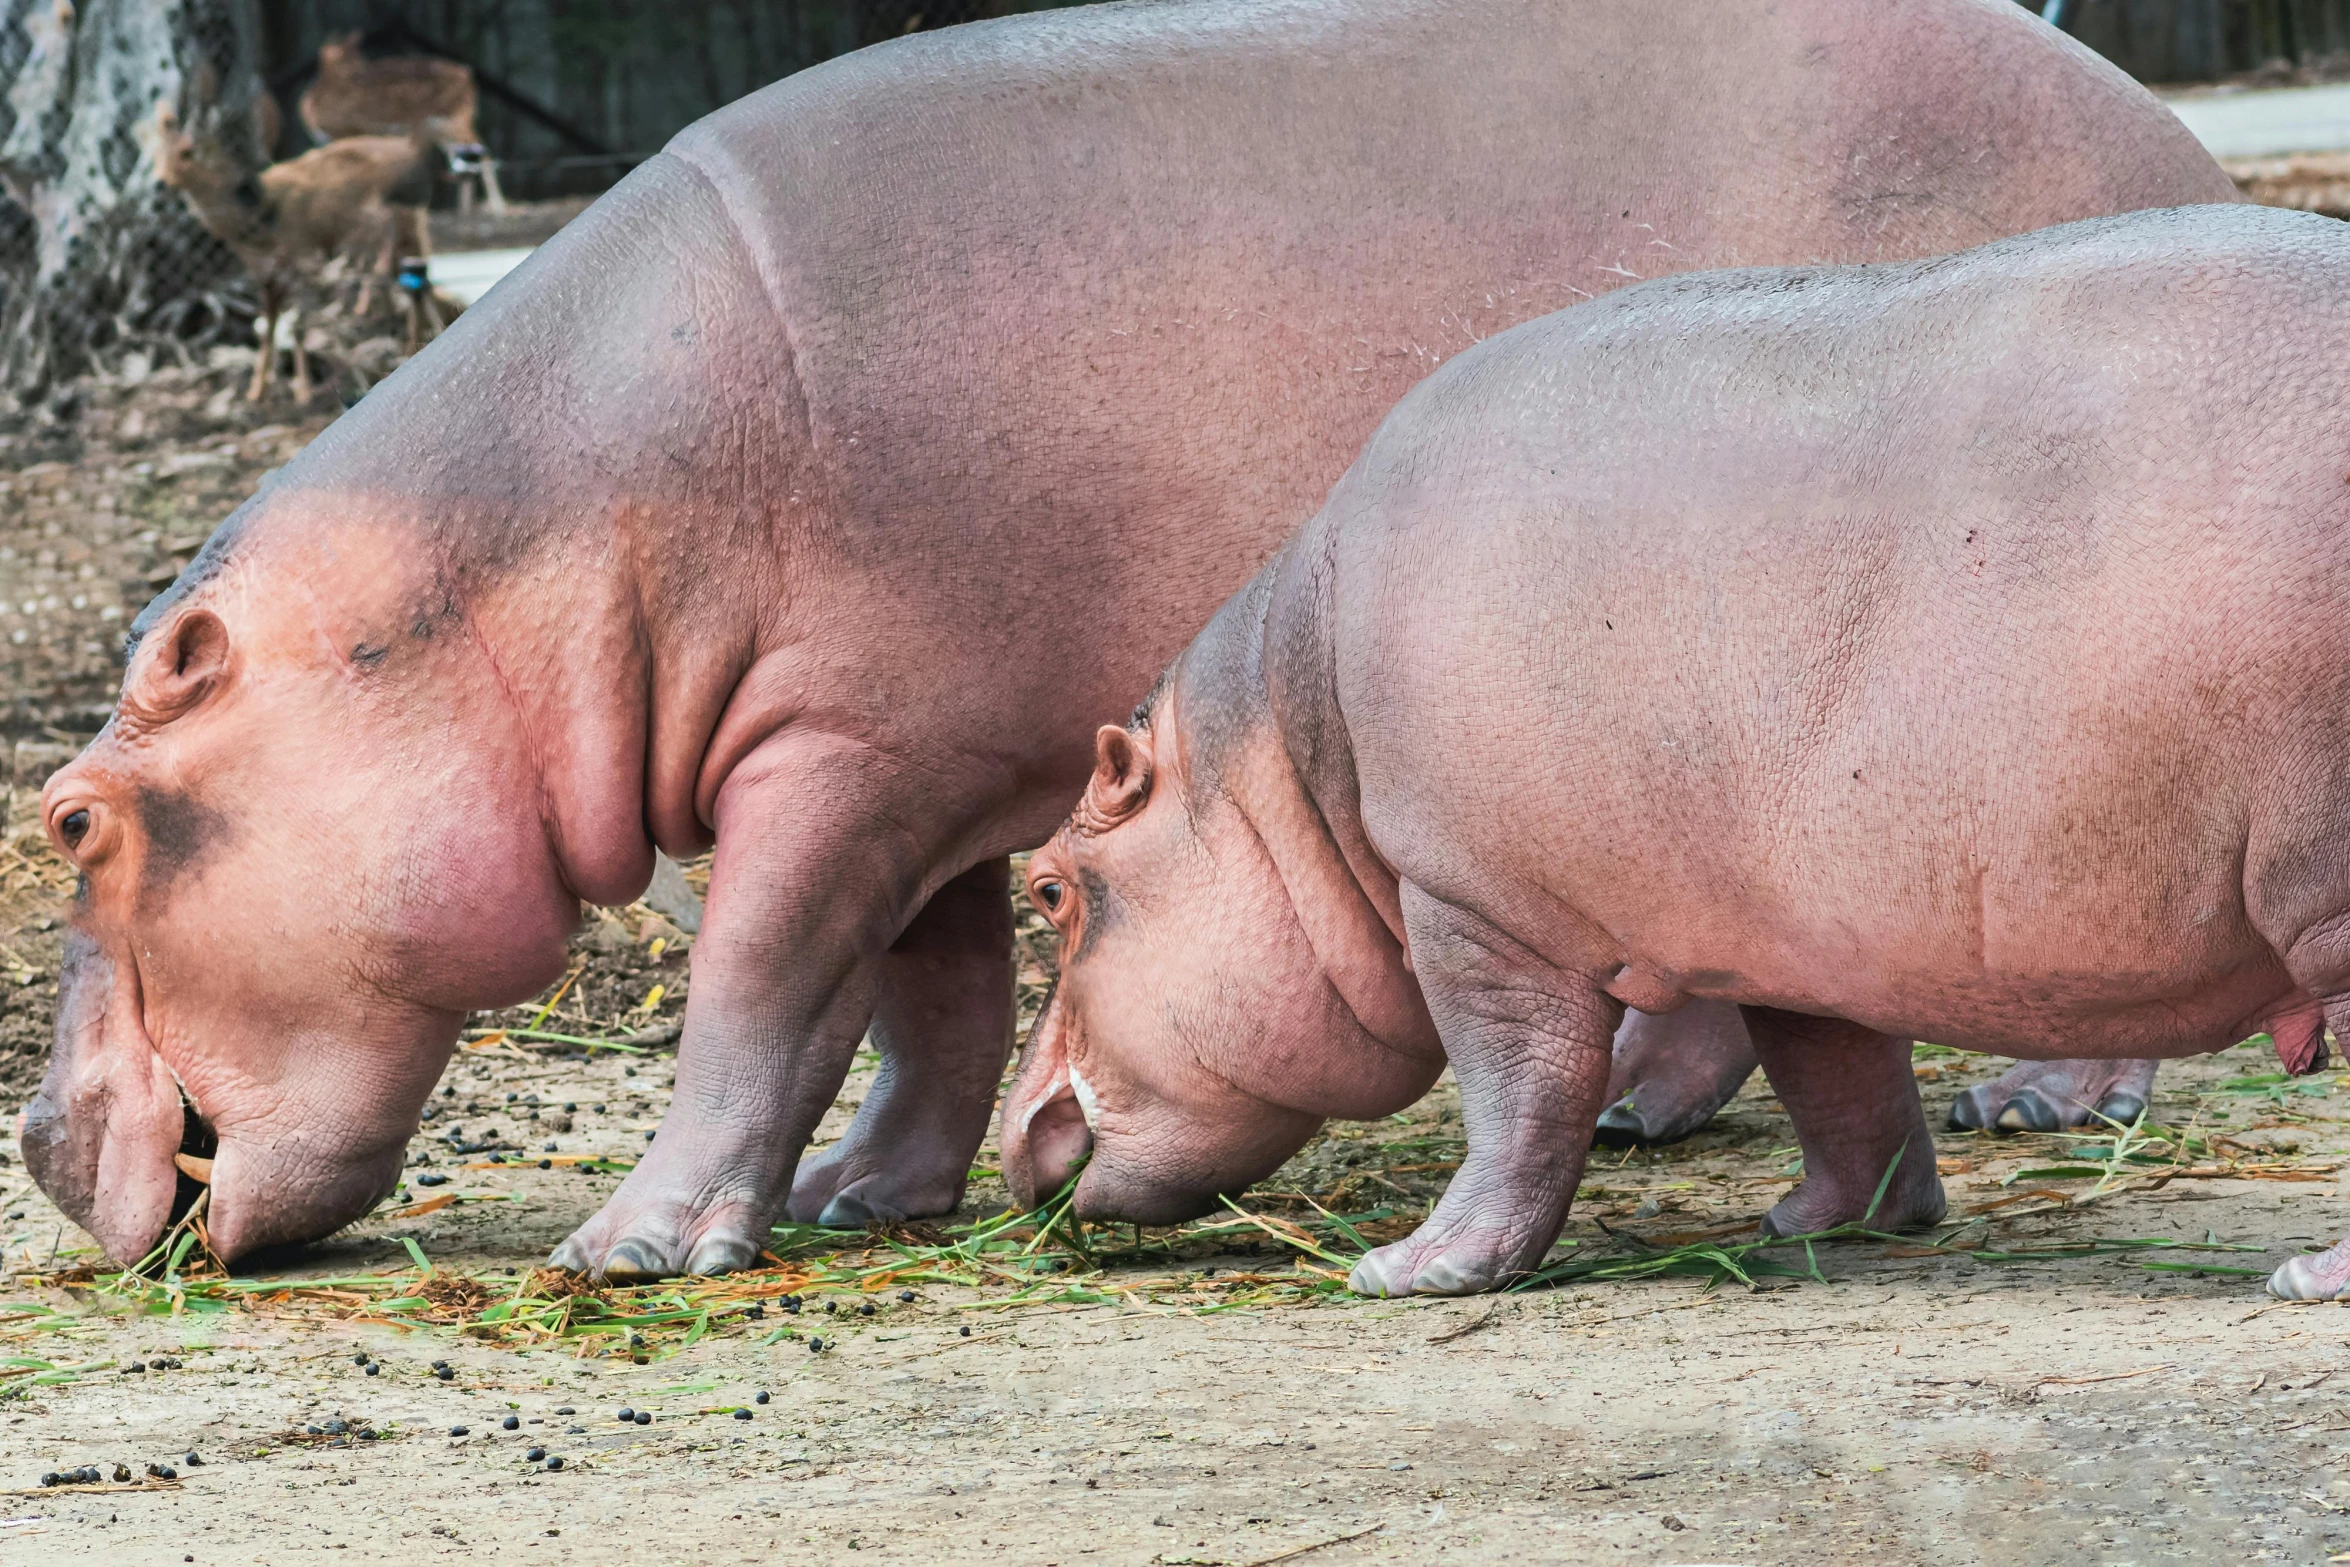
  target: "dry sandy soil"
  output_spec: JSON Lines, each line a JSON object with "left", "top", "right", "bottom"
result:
{"left": 3, "top": 253, "right": 2350, "bottom": 1567}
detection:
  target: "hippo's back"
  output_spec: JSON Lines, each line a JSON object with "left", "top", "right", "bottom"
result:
{"left": 643, "top": 0, "right": 2230, "bottom": 718}
{"left": 1324, "top": 203, "right": 2350, "bottom": 1058}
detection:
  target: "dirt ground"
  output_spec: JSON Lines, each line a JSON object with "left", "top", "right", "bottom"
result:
{"left": 5, "top": 226, "right": 2350, "bottom": 1567}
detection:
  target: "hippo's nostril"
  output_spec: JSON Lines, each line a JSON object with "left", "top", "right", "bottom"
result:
{"left": 168, "top": 1091, "right": 218, "bottom": 1229}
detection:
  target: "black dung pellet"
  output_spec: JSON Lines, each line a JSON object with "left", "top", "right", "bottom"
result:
{"left": 643, "top": 1130, "right": 655, "bottom": 1141}
{"left": 448, "top": 1427, "right": 469, "bottom": 1437}
{"left": 898, "top": 1290, "right": 914, "bottom": 1303}
{"left": 113, "top": 1463, "right": 132, "bottom": 1482}
{"left": 305, "top": 1425, "right": 324, "bottom": 1436}
{"left": 351, "top": 1353, "right": 370, "bottom": 1366}
{"left": 959, "top": 1325, "right": 971, "bottom": 1337}
{"left": 359, "top": 1430, "right": 378, "bottom": 1441}
{"left": 824, "top": 1301, "right": 837, "bottom": 1315}
{"left": 733, "top": 1409, "right": 752, "bottom": 1421}
{"left": 537, "top": 1159, "right": 551, "bottom": 1169}
{"left": 563, "top": 1103, "right": 576, "bottom": 1112}
{"left": 505, "top": 1092, "right": 517, "bottom": 1103}
{"left": 416, "top": 1173, "right": 448, "bottom": 1187}
{"left": 146, "top": 1463, "right": 176, "bottom": 1480}
{"left": 554, "top": 1407, "right": 574, "bottom": 1415}
{"left": 126, "top": 1361, "right": 145, "bottom": 1373}
{"left": 184, "top": 1452, "right": 202, "bottom": 1466}
{"left": 633, "top": 1411, "right": 651, "bottom": 1426}
{"left": 545, "top": 1456, "right": 565, "bottom": 1471}
{"left": 431, "top": 1360, "right": 449, "bottom": 1370}
{"left": 745, "top": 1305, "right": 764, "bottom": 1321}
{"left": 502, "top": 1416, "right": 519, "bottom": 1431}
{"left": 808, "top": 1337, "right": 824, "bottom": 1353}
{"left": 615, "top": 1408, "right": 634, "bottom": 1422}
{"left": 363, "top": 1363, "right": 379, "bottom": 1376}
{"left": 858, "top": 1303, "right": 875, "bottom": 1317}
{"left": 784, "top": 1300, "right": 801, "bottom": 1316}
{"left": 524, "top": 1446, "right": 545, "bottom": 1462}
{"left": 323, "top": 1420, "right": 349, "bottom": 1436}
{"left": 624, "top": 1067, "right": 637, "bottom": 1077}
{"left": 754, "top": 1391, "right": 769, "bottom": 1405}
{"left": 434, "top": 1366, "right": 455, "bottom": 1381}
{"left": 37, "top": 1473, "right": 56, "bottom": 1488}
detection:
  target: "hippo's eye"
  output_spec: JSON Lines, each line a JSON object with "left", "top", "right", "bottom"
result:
{"left": 58, "top": 809, "right": 89, "bottom": 850}
{"left": 1035, "top": 879, "right": 1065, "bottom": 914}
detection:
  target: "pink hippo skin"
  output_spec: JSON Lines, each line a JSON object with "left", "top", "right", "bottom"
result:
{"left": 1000, "top": 203, "right": 2350, "bottom": 1301}
{"left": 22, "top": 0, "right": 2237, "bottom": 1275}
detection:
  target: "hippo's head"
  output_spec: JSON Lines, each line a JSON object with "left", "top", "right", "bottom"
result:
{"left": 23, "top": 502, "right": 601, "bottom": 1266}
{"left": 999, "top": 664, "right": 1443, "bottom": 1222}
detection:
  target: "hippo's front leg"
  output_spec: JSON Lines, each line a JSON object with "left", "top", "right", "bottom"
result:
{"left": 552, "top": 736, "right": 927, "bottom": 1280}
{"left": 785, "top": 858, "right": 1015, "bottom": 1227}
{"left": 1349, "top": 887, "right": 1621, "bottom": 1298}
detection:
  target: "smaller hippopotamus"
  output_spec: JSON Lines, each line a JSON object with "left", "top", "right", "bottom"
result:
{"left": 1000, "top": 201, "right": 2350, "bottom": 1300}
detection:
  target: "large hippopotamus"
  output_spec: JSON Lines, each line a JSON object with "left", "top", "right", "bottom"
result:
{"left": 24, "top": 0, "right": 2235, "bottom": 1276}
{"left": 998, "top": 202, "right": 2350, "bottom": 1301}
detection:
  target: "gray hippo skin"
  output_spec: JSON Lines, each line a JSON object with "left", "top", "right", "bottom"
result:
{"left": 22, "top": 0, "right": 2236, "bottom": 1276}
{"left": 999, "top": 203, "right": 2350, "bottom": 1301}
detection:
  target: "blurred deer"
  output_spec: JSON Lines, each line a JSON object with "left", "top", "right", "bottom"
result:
{"left": 300, "top": 35, "right": 504, "bottom": 213}
{"left": 151, "top": 104, "right": 433, "bottom": 402}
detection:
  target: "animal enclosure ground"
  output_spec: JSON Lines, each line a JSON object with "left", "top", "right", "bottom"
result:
{"left": 5, "top": 361, "right": 2350, "bottom": 1567}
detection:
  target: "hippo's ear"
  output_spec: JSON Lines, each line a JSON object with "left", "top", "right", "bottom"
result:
{"left": 1081, "top": 724, "right": 1153, "bottom": 830}
{"left": 123, "top": 609, "right": 232, "bottom": 726}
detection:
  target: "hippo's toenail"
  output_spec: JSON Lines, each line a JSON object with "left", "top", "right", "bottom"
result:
{"left": 1994, "top": 1090, "right": 2062, "bottom": 1134}
{"left": 2094, "top": 1091, "right": 2147, "bottom": 1125}
{"left": 603, "top": 1239, "right": 669, "bottom": 1280}
{"left": 1590, "top": 1098, "right": 1653, "bottom": 1149}
{"left": 1414, "top": 1258, "right": 1480, "bottom": 1295}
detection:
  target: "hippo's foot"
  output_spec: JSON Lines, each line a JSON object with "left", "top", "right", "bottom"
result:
{"left": 1349, "top": 1217, "right": 1538, "bottom": 1298}
{"left": 1760, "top": 1146, "right": 1946, "bottom": 1238}
{"left": 1946, "top": 1056, "right": 2157, "bottom": 1133}
{"left": 1744, "top": 1008, "right": 1946, "bottom": 1240}
{"left": 1591, "top": 997, "right": 1760, "bottom": 1147}
{"left": 787, "top": 1128, "right": 970, "bottom": 1230}
{"left": 549, "top": 1154, "right": 770, "bottom": 1281}
{"left": 2270, "top": 1237, "right": 2350, "bottom": 1300}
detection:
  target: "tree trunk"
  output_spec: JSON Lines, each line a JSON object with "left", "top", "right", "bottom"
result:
{"left": 0, "top": 0, "right": 269, "bottom": 404}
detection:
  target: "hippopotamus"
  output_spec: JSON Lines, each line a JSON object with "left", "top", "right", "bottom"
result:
{"left": 999, "top": 201, "right": 2350, "bottom": 1302}
{"left": 23, "top": 0, "right": 2237, "bottom": 1276}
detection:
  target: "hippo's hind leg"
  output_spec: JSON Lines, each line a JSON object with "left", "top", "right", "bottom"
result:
{"left": 1591, "top": 998, "right": 1759, "bottom": 1147}
{"left": 1946, "top": 1056, "right": 2158, "bottom": 1133}
{"left": 786, "top": 858, "right": 1015, "bottom": 1228}
{"left": 1743, "top": 1009, "right": 1945, "bottom": 1238}
{"left": 1349, "top": 886, "right": 1621, "bottom": 1298}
